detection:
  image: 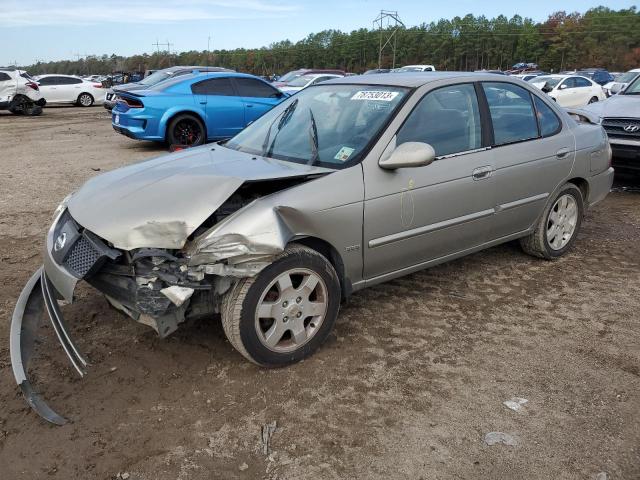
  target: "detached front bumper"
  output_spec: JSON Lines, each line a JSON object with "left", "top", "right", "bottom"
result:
{"left": 10, "top": 267, "right": 88, "bottom": 425}
{"left": 10, "top": 209, "right": 119, "bottom": 424}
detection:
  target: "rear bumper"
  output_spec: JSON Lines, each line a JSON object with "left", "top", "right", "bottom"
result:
{"left": 588, "top": 167, "right": 615, "bottom": 207}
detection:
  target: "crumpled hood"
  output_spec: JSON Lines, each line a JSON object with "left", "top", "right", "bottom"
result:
{"left": 580, "top": 94, "right": 640, "bottom": 118}
{"left": 68, "top": 145, "right": 332, "bottom": 250}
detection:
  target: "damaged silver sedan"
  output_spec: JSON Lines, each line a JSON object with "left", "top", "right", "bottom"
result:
{"left": 11, "top": 73, "right": 614, "bottom": 424}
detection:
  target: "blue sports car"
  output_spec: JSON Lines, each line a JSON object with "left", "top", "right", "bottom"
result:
{"left": 112, "top": 72, "right": 287, "bottom": 146}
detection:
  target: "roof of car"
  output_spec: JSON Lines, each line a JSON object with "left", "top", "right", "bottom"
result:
{"left": 327, "top": 71, "right": 503, "bottom": 88}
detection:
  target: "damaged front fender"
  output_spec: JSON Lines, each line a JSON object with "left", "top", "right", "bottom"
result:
{"left": 10, "top": 267, "right": 88, "bottom": 425}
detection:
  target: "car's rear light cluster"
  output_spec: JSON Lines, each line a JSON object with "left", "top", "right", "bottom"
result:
{"left": 92, "top": 83, "right": 103, "bottom": 89}
{"left": 118, "top": 97, "right": 144, "bottom": 108}
{"left": 25, "top": 82, "right": 39, "bottom": 91}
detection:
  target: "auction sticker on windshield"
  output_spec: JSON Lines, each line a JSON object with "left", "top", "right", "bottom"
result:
{"left": 351, "top": 91, "right": 399, "bottom": 101}
{"left": 334, "top": 146, "right": 355, "bottom": 161}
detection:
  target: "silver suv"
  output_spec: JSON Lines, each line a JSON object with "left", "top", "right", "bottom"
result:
{"left": 11, "top": 73, "right": 613, "bottom": 424}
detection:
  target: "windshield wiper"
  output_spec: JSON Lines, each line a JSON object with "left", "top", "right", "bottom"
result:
{"left": 261, "top": 98, "right": 299, "bottom": 157}
{"left": 308, "top": 108, "right": 319, "bottom": 165}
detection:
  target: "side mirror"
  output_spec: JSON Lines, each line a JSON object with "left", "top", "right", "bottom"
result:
{"left": 610, "top": 83, "right": 622, "bottom": 94}
{"left": 558, "top": 83, "right": 568, "bottom": 90}
{"left": 379, "top": 141, "right": 436, "bottom": 170}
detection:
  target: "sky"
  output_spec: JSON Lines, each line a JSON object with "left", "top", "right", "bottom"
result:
{"left": 0, "top": 0, "right": 636, "bottom": 65}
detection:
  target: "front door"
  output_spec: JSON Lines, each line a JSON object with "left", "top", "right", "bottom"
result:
{"left": 363, "top": 83, "right": 496, "bottom": 280}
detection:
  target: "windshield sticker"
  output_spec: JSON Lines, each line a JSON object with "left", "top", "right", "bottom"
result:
{"left": 351, "top": 90, "right": 399, "bottom": 101}
{"left": 334, "top": 146, "right": 355, "bottom": 161}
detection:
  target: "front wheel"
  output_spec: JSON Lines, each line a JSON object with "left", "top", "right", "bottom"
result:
{"left": 220, "top": 244, "right": 341, "bottom": 366}
{"left": 77, "top": 93, "right": 94, "bottom": 107}
{"left": 166, "top": 114, "right": 205, "bottom": 147}
{"left": 520, "top": 183, "right": 584, "bottom": 259}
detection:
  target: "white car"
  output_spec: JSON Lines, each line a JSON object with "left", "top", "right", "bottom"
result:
{"left": 279, "top": 73, "right": 343, "bottom": 93}
{"left": 530, "top": 75, "right": 606, "bottom": 107}
{"left": 0, "top": 69, "right": 45, "bottom": 115}
{"left": 36, "top": 74, "right": 106, "bottom": 107}
{"left": 395, "top": 65, "right": 436, "bottom": 72}
{"left": 603, "top": 68, "right": 640, "bottom": 96}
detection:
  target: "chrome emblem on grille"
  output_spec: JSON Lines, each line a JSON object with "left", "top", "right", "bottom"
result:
{"left": 624, "top": 124, "right": 639, "bottom": 133}
{"left": 54, "top": 232, "right": 67, "bottom": 252}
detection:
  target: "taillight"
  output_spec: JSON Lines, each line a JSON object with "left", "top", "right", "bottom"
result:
{"left": 93, "top": 83, "right": 103, "bottom": 88}
{"left": 26, "top": 82, "right": 39, "bottom": 91}
{"left": 118, "top": 97, "right": 144, "bottom": 108}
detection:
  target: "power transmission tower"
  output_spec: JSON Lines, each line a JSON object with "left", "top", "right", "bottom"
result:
{"left": 373, "top": 10, "right": 404, "bottom": 69}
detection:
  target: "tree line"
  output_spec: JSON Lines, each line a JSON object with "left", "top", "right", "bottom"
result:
{"left": 14, "top": 6, "right": 640, "bottom": 76}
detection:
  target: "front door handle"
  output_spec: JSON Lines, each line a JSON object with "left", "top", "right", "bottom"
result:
{"left": 556, "top": 148, "right": 571, "bottom": 159}
{"left": 246, "top": 104, "right": 253, "bottom": 108}
{"left": 472, "top": 166, "right": 493, "bottom": 180}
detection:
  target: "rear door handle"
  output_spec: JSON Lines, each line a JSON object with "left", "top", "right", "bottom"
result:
{"left": 246, "top": 104, "right": 253, "bottom": 108}
{"left": 556, "top": 148, "right": 571, "bottom": 159}
{"left": 472, "top": 166, "right": 493, "bottom": 180}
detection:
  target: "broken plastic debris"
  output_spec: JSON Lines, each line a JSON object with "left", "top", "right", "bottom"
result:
{"left": 503, "top": 397, "right": 528, "bottom": 412}
{"left": 261, "top": 421, "right": 277, "bottom": 455}
{"left": 484, "top": 432, "right": 518, "bottom": 446}
{"left": 160, "top": 285, "right": 195, "bottom": 307}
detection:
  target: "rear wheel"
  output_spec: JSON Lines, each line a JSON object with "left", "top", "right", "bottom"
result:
{"left": 220, "top": 244, "right": 341, "bottom": 366}
{"left": 167, "top": 114, "right": 205, "bottom": 147}
{"left": 588, "top": 96, "right": 599, "bottom": 104}
{"left": 77, "top": 93, "right": 94, "bottom": 107}
{"left": 520, "top": 183, "right": 584, "bottom": 259}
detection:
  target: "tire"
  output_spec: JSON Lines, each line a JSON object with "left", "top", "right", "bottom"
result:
{"left": 588, "top": 96, "right": 599, "bottom": 104}
{"left": 77, "top": 93, "right": 94, "bottom": 107}
{"left": 520, "top": 183, "right": 584, "bottom": 260}
{"left": 221, "top": 244, "right": 341, "bottom": 366}
{"left": 166, "top": 114, "right": 206, "bottom": 147}
{"left": 24, "top": 104, "right": 42, "bottom": 116}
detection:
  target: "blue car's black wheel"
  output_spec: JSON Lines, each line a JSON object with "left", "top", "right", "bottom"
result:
{"left": 167, "top": 114, "right": 205, "bottom": 147}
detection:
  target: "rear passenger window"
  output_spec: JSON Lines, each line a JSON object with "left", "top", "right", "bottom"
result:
{"left": 396, "top": 83, "right": 482, "bottom": 157}
{"left": 191, "top": 78, "right": 236, "bottom": 96}
{"left": 482, "top": 82, "right": 538, "bottom": 145}
{"left": 574, "top": 77, "right": 591, "bottom": 88}
{"left": 533, "top": 96, "right": 561, "bottom": 137}
{"left": 234, "top": 78, "right": 280, "bottom": 98}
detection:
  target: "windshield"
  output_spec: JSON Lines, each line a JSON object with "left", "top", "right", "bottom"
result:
{"left": 623, "top": 76, "right": 640, "bottom": 95}
{"left": 530, "top": 76, "right": 562, "bottom": 88}
{"left": 225, "top": 84, "right": 408, "bottom": 169}
{"left": 278, "top": 70, "right": 304, "bottom": 83}
{"left": 287, "top": 75, "right": 315, "bottom": 87}
{"left": 616, "top": 71, "right": 640, "bottom": 85}
{"left": 139, "top": 70, "right": 173, "bottom": 86}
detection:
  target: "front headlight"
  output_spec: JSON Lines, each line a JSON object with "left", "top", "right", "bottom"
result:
{"left": 52, "top": 193, "right": 74, "bottom": 220}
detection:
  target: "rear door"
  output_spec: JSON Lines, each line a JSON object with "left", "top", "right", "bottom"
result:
{"left": 573, "top": 76, "right": 596, "bottom": 105}
{"left": 0, "top": 71, "right": 14, "bottom": 105}
{"left": 232, "top": 77, "right": 283, "bottom": 125}
{"left": 481, "top": 81, "right": 574, "bottom": 239}
{"left": 191, "top": 77, "right": 245, "bottom": 139}
{"left": 57, "top": 76, "right": 83, "bottom": 102}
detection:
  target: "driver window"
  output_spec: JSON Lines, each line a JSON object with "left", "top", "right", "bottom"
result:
{"left": 396, "top": 83, "right": 481, "bottom": 157}
{"left": 562, "top": 78, "right": 577, "bottom": 89}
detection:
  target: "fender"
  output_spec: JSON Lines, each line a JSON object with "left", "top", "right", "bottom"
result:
{"left": 159, "top": 106, "right": 207, "bottom": 140}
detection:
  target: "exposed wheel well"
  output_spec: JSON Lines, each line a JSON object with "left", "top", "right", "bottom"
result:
{"left": 567, "top": 177, "right": 589, "bottom": 203}
{"left": 294, "top": 237, "right": 351, "bottom": 298}
{"left": 165, "top": 112, "right": 207, "bottom": 143}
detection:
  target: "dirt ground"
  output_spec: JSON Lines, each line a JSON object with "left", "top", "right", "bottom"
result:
{"left": 0, "top": 107, "right": 638, "bottom": 480}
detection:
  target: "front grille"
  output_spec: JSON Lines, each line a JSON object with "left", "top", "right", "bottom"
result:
{"left": 64, "top": 236, "right": 101, "bottom": 277}
{"left": 602, "top": 117, "right": 640, "bottom": 139}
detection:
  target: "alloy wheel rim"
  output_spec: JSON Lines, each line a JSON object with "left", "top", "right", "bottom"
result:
{"left": 254, "top": 268, "right": 328, "bottom": 353}
{"left": 546, "top": 194, "right": 578, "bottom": 250}
{"left": 80, "top": 94, "right": 91, "bottom": 106}
{"left": 175, "top": 119, "right": 201, "bottom": 145}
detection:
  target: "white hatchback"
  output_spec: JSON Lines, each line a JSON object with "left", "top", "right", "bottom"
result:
{"left": 36, "top": 74, "right": 106, "bottom": 107}
{"left": 529, "top": 75, "right": 606, "bottom": 107}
